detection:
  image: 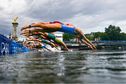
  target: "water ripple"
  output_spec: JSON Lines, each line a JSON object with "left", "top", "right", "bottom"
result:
{"left": 0, "top": 50, "right": 126, "bottom": 83}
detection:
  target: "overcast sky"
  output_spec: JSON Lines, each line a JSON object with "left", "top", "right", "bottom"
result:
{"left": 0, "top": 0, "right": 126, "bottom": 36}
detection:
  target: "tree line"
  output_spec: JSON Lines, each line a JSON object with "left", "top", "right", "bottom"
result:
{"left": 63, "top": 25, "right": 126, "bottom": 41}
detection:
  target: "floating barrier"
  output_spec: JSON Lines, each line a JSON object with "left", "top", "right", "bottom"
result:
{"left": 0, "top": 34, "right": 29, "bottom": 55}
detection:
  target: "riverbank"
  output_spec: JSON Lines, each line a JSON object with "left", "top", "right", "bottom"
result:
{"left": 65, "top": 41, "right": 126, "bottom": 50}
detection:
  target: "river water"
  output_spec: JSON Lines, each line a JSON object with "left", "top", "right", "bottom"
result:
{"left": 0, "top": 50, "right": 126, "bottom": 84}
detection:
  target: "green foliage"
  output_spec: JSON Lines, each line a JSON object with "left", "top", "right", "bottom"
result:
{"left": 88, "top": 25, "right": 126, "bottom": 41}
{"left": 105, "top": 25, "right": 122, "bottom": 40}
{"left": 93, "top": 32, "right": 105, "bottom": 40}
{"left": 120, "top": 33, "right": 126, "bottom": 40}
{"left": 85, "top": 34, "right": 94, "bottom": 40}
{"left": 63, "top": 33, "right": 76, "bottom": 41}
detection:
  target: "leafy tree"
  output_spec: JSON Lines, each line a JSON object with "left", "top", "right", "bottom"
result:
{"left": 86, "top": 32, "right": 108, "bottom": 41}
{"left": 120, "top": 33, "right": 126, "bottom": 40}
{"left": 105, "top": 25, "right": 122, "bottom": 40}
{"left": 93, "top": 32, "right": 105, "bottom": 40}
{"left": 63, "top": 33, "right": 76, "bottom": 41}
{"left": 85, "top": 33, "right": 94, "bottom": 40}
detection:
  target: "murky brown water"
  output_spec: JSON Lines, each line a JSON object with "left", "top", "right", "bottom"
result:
{"left": 0, "top": 50, "right": 126, "bottom": 84}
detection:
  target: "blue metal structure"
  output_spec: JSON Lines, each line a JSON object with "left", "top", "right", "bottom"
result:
{"left": 0, "top": 34, "right": 29, "bottom": 55}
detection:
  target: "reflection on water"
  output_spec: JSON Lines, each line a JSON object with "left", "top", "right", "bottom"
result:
{"left": 0, "top": 50, "right": 126, "bottom": 83}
